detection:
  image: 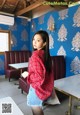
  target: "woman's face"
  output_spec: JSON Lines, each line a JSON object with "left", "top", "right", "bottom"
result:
{"left": 33, "top": 34, "right": 45, "bottom": 50}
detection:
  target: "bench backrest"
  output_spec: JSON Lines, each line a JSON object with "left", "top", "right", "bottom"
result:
{"left": 4, "top": 50, "right": 31, "bottom": 70}
{"left": 51, "top": 56, "right": 66, "bottom": 80}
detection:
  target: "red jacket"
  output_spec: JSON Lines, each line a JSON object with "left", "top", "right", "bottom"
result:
{"left": 27, "top": 50, "right": 54, "bottom": 100}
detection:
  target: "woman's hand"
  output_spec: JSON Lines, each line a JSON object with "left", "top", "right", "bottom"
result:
{"left": 21, "top": 71, "right": 29, "bottom": 78}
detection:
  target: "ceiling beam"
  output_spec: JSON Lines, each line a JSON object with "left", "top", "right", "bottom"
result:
{"left": 0, "top": 0, "right": 6, "bottom": 9}
{"left": 15, "top": 0, "right": 45, "bottom": 16}
{"left": 12, "top": 0, "right": 20, "bottom": 12}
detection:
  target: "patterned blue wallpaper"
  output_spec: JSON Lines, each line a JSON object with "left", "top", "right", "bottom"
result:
{"left": 0, "top": 17, "right": 30, "bottom": 75}
{"left": 0, "top": 5, "right": 80, "bottom": 77}
{"left": 30, "top": 5, "right": 80, "bottom": 77}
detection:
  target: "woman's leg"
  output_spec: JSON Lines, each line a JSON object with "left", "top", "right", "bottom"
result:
{"left": 31, "top": 106, "right": 44, "bottom": 115}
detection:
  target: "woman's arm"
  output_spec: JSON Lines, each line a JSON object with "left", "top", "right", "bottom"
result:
{"left": 27, "top": 55, "right": 46, "bottom": 88}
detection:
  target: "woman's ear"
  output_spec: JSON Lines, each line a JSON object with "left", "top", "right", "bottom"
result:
{"left": 43, "top": 42, "right": 46, "bottom": 47}
{"left": 39, "top": 42, "right": 47, "bottom": 50}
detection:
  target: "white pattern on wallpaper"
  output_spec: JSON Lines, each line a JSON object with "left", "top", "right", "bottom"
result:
{"left": 0, "top": 59, "right": 4, "bottom": 70}
{"left": 49, "top": 34, "right": 54, "bottom": 49}
{"left": 73, "top": 6, "right": 80, "bottom": 27}
{"left": 58, "top": 9, "right": 68, "bottom": 20}
{"left": 38, "top": 15, "right": 44, "bottom": 24}
{"left": 11, "top": 35, "right": 17, "bottom": 47}
{"left": 9, "top": 23, "right": 17, "bottom": 31}
{"left": 58, "top": 24, "right": 67, "bottom": 41}
{"left": 40, "top": 28, "right": 42, "bottom": 30}
{"left": 47, "top": 15, "right": 55, "bottom": 32}
{"left": 21, "top": 45, "right": 28, "bottom": 50}
{"left": 57, "top": 46, "right": 66, "bottom": 56}
{"left": 71, "top": 56, "right": 80, "bottom": 74}
{"left": 71, "top": 32, "right": 80, "bottom": 52}
{"left": 31, "top": 21, "right": 36, "bottom": 32}
{"left": 21, "top": 19, "right": 28, "bottom": 26}
{"left": 21, "top": 29, "right": 28, "bottom": 41}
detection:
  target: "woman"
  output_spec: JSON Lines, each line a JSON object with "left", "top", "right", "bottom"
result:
{"left": 26, "top": 30, "right": 54, "bottom": 115}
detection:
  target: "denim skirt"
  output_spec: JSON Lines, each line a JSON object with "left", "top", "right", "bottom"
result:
{"left": 27, "top": 86, "right": 44, "bottom": 107}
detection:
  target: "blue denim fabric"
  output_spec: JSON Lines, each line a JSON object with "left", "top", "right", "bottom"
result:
{"left": 27, "top": 86, "right": 43, "bottom": 107}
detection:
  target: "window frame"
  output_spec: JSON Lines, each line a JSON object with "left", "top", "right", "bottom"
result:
{"left": 0, "top": 30, "right": 11, "bottom": 55}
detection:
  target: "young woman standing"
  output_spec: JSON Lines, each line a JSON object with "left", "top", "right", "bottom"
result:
{"left": 26, "top": 30, "right": 54, "bottom": 115}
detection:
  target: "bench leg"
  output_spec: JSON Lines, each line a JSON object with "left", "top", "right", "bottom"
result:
{"left": 21, "top": 89, "right": 23, "bottom": 94}
{"left": 9, "top": 78, "right": 10, "bottom": 82}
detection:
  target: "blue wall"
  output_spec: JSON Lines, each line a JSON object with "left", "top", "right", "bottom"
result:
{"left": 0, "top": 5, "right": 80, "bottom": 77}
{"left": 0, "top": 17, "right": 30, "bottom": 75}
{"left": 30, "top": 5, "right": 80, "bottom": 77}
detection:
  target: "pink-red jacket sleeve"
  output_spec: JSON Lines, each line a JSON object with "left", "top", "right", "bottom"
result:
{"left": 27, "top": 55, "right": 46, "bottom": 88}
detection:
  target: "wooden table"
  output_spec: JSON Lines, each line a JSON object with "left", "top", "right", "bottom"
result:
{"left": 54, "top": 74, "right": 80, "bottom": 115}
{"left": 9, "top": 62, "right": 28, "bottom": 73}
{"left": 9, "top": 62, "right": 28, "bottom": 85}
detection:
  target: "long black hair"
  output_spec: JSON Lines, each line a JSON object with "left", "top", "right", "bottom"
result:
{"left": 32, "top": 30, "right": 52, "bottom": 73}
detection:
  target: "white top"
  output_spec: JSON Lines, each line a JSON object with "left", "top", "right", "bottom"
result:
{"left": 9, "top": 62, "right": 28, "bottom": 69}
{"left": 54, "top": 74, "right": 80, "bottom": 99}
{"left": 0, "top": 97, "right": 24, "bottom": 115}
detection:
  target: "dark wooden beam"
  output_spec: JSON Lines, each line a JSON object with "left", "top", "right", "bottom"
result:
{"left": 0, "top": 0, "right": 6, "bottom": 9}
{"left": 15, "top": 0, "right": 44, "bottom": 16}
